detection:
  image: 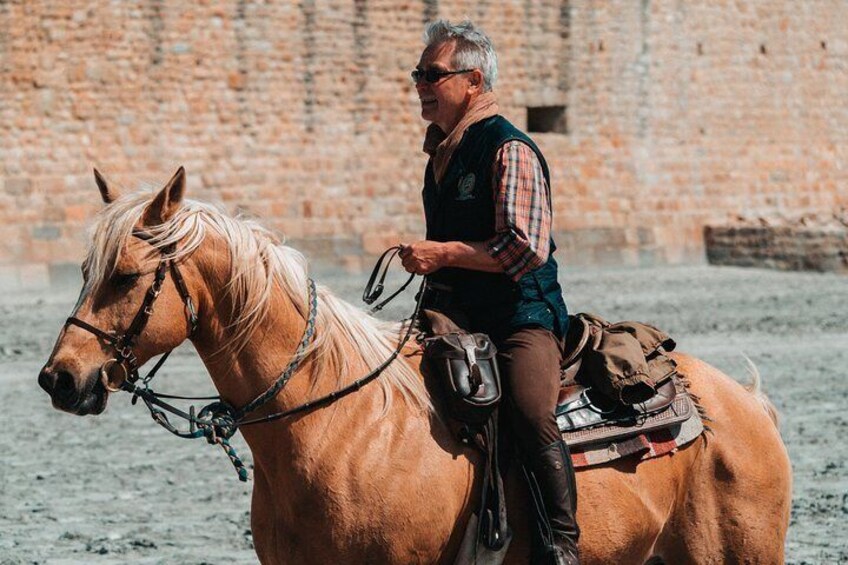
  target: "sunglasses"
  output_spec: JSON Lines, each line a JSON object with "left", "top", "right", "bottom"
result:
{"left": 411, "top": 68, "right": 474, "bottom": 84}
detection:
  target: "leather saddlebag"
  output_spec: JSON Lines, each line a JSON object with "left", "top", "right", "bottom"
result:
{"left": 423, "top": 332, "right": 502, "bottom": 425}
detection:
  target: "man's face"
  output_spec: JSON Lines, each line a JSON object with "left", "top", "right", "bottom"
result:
{"left": 415, "top": 41, "right": 475, "bottom": 134}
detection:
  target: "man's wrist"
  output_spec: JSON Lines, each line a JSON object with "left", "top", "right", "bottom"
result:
{"left": 436, "top": 240, "right": 504, "bottom": 273}
{"left": 438, "top": 241, "right": 459, "bottom": 269}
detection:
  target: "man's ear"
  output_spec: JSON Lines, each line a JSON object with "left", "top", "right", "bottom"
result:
{"left": 94, "top": 168, "right": 120, "bottom": 204}
{"left": 468, "top": 69, "right": 485, "bottom": 93}
{"left": 142, "top": 167, "right": 186, "bottom": 226}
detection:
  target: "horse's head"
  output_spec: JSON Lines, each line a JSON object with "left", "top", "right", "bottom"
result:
{"left": 38, "top": 167, "right": 199, "bottom": 415}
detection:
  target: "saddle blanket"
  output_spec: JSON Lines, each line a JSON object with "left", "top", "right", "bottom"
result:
{"left": 568, "top": 407, "right": 704, "bottom": 468}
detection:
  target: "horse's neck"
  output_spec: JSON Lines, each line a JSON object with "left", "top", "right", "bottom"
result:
{"left": 190, "top": 271, "right": 415, "bottom": 485}
{"left": 192, "top": 277, "right": 321, "bottom": 415}
{"left": 194, "top": 295, "right": 294, "bottom": 401}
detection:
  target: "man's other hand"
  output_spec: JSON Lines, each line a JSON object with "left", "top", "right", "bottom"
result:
{"left": 399, "top": 241, "right": 447, "bottom": 275}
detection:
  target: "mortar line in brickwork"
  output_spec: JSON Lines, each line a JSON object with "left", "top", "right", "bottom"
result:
{"left": 148, "top": 0, "right": 164, "bottom": 68}
{"left": 233, "top": 0, "right": 257, "bottom": 137}
{"left": 301, "top": 0, "right": 317, "bottom": 134}
{"left": 423, "top": 0, "right": 438, "bottom": 25}
{"left": 558, "top": 0, "right": 572, "bottom": 94}
{"left": 353, "top": 0, "right": 369, "bottom": 136}
{"left": 637, "top": 0, "right": 652, "bottom": 140}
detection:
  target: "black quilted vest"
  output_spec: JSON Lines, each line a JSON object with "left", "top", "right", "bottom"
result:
{"left": 422, "top": 115, "right": 569, "bottom": 340}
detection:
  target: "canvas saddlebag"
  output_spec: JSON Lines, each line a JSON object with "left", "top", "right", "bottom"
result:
{"left": 570, "top": 313, "right": 678, "bottom": 405}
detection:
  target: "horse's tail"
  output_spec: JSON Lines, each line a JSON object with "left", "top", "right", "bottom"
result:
{"left": 743, "top": 357, "right": 780, "bottom": 428}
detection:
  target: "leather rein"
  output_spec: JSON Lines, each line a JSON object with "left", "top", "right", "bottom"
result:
{"left": 66, "top": 236, "right": 419, "bottom": 481}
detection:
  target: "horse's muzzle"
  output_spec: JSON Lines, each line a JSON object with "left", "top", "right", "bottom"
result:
{"left": 38, "top": 366, "right": 107, "bottom": 415}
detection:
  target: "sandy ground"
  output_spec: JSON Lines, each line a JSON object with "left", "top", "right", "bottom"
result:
{"left": 1, "top": 264, "right": 846, "bottom": 564}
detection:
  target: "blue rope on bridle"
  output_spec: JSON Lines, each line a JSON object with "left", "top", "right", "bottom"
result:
{"left": 120, "top": 278, "right": 319, "bottom": 482}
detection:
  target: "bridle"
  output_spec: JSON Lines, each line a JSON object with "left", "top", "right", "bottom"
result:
{"left": 65, "top": 237, "right": 420, "bottom": 482}
{"left": 66, "top": 231, "right": 198, "bottom": 392}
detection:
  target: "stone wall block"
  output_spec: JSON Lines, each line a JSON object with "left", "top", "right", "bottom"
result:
{"left": 705, "top": 223, "right": 848, "bottom": 273}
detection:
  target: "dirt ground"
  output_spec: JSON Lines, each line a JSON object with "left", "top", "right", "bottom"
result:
{"left": 1, "top": 264, "right": 845, "bottom": 564}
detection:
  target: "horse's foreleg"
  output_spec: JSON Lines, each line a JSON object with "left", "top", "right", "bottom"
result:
{"left": 250, "top": 467, "right": 276, "bottom": 564}
{"left": 250, "top": 465, "right": 296, "bottom": 565}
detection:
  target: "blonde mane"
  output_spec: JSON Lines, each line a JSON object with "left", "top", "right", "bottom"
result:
{"left": 84, "top": 191, "right": 432, "bottom": 414}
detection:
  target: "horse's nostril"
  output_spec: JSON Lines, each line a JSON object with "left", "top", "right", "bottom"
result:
{"left": 39, "top": 367, "right": 78, "bottom": 405}
{"left": 54, "top": 370, "right": 77, "bottom": 403}
{"left": 38, "top": 368, "right": 56, "bottom": 394}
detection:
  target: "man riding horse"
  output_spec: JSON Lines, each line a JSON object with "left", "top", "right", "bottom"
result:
{"left": 399, "top": 20, "right": 580, "bottom": 565}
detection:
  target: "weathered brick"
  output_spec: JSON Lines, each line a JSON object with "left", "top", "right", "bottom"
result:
{"left": 0, "top": 0, "right": 845, "bottom": 283}
{"left": 32, "top": 225, "right": 61, "bottom": 241}
{"left": 64, "top": 204, "right": 96, "bottom": 223}
{"left": 4, "top": 178, "right": 31, "bottom": 196}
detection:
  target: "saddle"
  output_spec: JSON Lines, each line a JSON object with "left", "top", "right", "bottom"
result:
{"left": 555, "top": 313, "right": 694, "bottom": 449}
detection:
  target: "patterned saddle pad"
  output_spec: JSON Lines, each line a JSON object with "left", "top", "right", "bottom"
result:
{"left": 557, "top": 375, "right": 705, "bottom": 468}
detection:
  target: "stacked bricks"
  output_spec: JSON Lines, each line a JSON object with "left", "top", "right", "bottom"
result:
{"left": 705, "top": 212, "right": 848, "bottom": 273}
{"left": 1, "top": 1, "right": 847, "bottom": 290}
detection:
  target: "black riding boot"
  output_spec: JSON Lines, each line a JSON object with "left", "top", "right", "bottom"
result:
{"left": 524, "top": 439, "right": 580, "bottom": 565}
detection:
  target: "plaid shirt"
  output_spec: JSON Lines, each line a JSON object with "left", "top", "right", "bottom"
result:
{"left": 487, "top": 141, "right": 552, "bottom": 280}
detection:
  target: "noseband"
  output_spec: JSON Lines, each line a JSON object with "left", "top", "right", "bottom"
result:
{"left": 65, "top": 231, "right": 198, "bottom": 391}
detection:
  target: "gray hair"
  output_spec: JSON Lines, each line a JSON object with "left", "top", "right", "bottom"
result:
{"left": 423, "top": 19, "right": 498, "bottom": 92}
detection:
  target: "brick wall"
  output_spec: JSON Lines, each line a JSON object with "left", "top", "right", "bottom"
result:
{"left": 2, "top": 1, "right": 847, "bottom": 289}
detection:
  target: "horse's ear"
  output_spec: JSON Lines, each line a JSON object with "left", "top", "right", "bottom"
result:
{"left": 143, "top": 166, "right": 186, "bottom": 225}
{"left": 94, "top": 168, "right": 120, "bottom": 204}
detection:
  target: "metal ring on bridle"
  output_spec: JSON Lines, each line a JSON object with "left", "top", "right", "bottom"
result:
{"left": 100, "top": 358, "right": 128, "bottom": 392}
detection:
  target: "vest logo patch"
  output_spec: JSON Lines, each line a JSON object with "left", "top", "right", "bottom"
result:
{"left": 455, "top": 173, "right": 476, "bottom": 201}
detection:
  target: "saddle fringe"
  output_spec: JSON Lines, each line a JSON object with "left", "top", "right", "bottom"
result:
{"left": 677, "top": 373, "right": 713, "bottom": 434}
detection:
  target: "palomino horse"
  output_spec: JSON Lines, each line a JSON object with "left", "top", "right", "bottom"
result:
{"left": 39, "top": 168, "right": 791, "bottom": 564}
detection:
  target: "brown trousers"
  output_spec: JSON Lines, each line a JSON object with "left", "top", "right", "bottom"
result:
{"left": 496, "top": 327, "right": 565, "bottom": 454}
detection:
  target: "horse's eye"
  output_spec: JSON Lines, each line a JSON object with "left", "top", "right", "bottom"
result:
{"left": 110, "top": 273, "right": 140, "bottom": 288}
